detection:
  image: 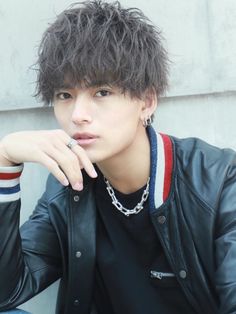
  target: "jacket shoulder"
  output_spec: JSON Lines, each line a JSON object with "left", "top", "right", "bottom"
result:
{"left": 171, "top": 136, "right": 236, "bottom": 208}
{"left": 173, "top": 136, "right": 236, "bottom": 166}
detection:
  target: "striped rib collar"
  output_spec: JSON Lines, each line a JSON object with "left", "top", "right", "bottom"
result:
{"left": 147, "top": 127, "right": 174, "bottom": 212}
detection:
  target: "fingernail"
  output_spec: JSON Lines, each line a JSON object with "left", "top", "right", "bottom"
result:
{"left": 73, "top": 182, "right": 83, "bottom": 191}
{"left": 63, "top": 179, "right": 69, "bottom": 186}
{"left": 92, "top": 169, "right": 98, "bottom": 177}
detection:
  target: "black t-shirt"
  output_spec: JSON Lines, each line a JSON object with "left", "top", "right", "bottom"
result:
{"left": 94, "top": 175, "right": 196, "bottom": 314}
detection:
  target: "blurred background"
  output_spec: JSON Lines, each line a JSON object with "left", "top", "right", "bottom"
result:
{"left": 0, "top": 0, "right": 236, "bottom": 313}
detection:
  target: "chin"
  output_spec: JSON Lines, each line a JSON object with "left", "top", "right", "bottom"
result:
{"left": 86, "top": 152, "right": 106, "bottom": 164}
{"left": 89, "top": 151, "right": 116, "bottom": 165}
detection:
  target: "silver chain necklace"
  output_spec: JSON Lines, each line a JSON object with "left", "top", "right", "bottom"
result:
{"left": 104, "top": 177, "right": 150, "bottom": 217}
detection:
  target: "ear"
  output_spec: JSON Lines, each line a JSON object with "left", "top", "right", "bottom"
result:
{"left": 140, "top": 88, "right": 157, "bottom": 121}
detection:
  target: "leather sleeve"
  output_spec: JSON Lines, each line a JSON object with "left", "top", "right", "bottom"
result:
{"left": 0, "top": 179, "right": 62, "bottom": 310}
{"left": 215, "top": 161, "right": 236, "bottom": 313}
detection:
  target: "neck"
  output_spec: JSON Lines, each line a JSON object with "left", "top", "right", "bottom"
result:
{"left": 97, "top": 127, "right": 151, "bottom": 194}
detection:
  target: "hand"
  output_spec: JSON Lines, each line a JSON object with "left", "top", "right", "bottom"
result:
{"left": 0, "top": 129, "right": 97, "bottom": 190}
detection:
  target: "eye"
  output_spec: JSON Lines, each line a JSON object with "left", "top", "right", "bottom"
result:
{"left": 55, "top": 92, "right": 72, "bottom": 100}
{"left": 95, "top": 89, "right": 111, "bottom": 97}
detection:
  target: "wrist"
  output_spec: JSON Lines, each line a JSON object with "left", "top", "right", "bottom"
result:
{"left": 0, "top": 143, "right": 15, "bottom": 167}
{"left": 0, "top": 158, "right": 16, "bottom": 167}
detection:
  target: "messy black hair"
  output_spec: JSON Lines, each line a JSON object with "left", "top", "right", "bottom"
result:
{"left": 35, "top": 0, "right": 169, "bottom": 104}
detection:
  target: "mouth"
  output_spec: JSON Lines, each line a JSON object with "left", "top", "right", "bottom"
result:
{"left": 73, "top": 133, "right": 98, "bottom": 146}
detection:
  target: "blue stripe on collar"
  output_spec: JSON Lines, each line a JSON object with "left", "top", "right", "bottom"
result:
{"left": 147, "top": 127, "right": 174, "bottom": 213}
{"left": 147, "top": 126, "right": 157, "bottom": 211}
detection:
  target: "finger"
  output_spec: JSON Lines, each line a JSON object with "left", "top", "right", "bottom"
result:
{"left": 55, "top": 136, "right": 97, "bottom": 178}
{"left": 46, "top": 147, "right": 84, "bottom": 190}
{"left": 43, "top": 133, "right": 97, "bottom": 190}
{"left": 39, "top": 153, "right": 70, "bottom": 187}
{"left": 37, "top": 138, "right": 83, "bottom": 189}
{"left": 70, "top": 144, "right": 98, "bottom": 178}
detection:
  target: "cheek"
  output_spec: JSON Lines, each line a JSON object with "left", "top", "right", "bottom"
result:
{"left": 54, "top": 106, "right": 69, "bottom": 128}
{"left": 105, "top": 111, "right": 141, "bottom": 145}
{"left": 105, "top": 104, "right": 141, "bottom": 128}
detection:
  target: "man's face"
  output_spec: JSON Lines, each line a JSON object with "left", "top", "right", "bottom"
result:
{"left": 53, "top": 85, "right": 149, "bottom": 165}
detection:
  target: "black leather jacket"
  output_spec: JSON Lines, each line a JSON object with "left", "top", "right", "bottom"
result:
{"left": 0, "top": 127, "right": 236, "bottom": 314}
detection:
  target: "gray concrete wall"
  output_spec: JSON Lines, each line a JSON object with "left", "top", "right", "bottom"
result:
{"left": 0, "top": 1, "right": 236, "bottom": 313}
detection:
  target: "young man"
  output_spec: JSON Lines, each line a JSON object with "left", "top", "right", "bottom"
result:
{"left": 0, "top": 1, "right": 236, "bottom": 314}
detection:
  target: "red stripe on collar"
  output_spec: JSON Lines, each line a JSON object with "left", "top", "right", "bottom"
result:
{"left": 154, "top": 133, "right": 174, "bottom": 208}
{"left": 160, "top": 133, "right": 173, "bottom": 202}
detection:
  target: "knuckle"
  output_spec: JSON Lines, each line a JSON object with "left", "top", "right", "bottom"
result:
{"left": 70, "top": 154, "right": 79, "bottom": 164}
{"left": 46, "top": 159, "right": 57, "bottom": 170}
{"left": 55, "top": 129, "right": 67, "bottom": 138}
{"left": 56, "top": 129, "right": 65, "bottom": 136}
{"left": 59, "top": 155, "right": 75, "bottom": 166}
{"left": 63, "top": 153, "right": 79, "bottom": 165}
{"left": 48, "top": 129, "right": 64, "bottom": 140}
{"left": 40, "top": 141, "right": 51, "bottom": 151}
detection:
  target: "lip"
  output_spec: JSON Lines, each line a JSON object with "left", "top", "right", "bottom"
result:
{"left": 72, "top": 132, "right": 98, "bottom": 146}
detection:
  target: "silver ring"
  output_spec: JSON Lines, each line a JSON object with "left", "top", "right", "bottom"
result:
{"left": 66, "top": 138, "right": 78, "bottom": 150}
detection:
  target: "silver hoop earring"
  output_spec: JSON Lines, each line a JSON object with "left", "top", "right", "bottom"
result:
{"left": 143, "top": 116, "right": 153, "bottom": 128}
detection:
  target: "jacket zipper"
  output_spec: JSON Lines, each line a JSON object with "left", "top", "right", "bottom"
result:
{"left": 150, "top": 270, "right": 175, "bottom": 280}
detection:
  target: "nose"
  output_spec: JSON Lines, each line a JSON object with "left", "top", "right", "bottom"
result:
{"left": 71, "top": 95, "right": 93, "bottom": 124}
